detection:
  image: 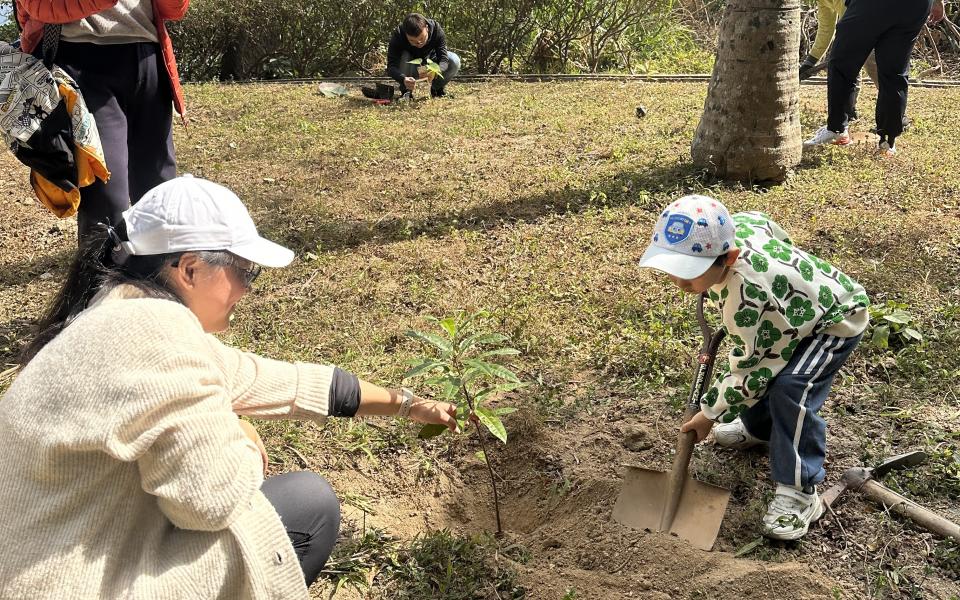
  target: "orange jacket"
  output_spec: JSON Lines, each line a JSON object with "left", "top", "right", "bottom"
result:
{"left": 16, "top": 0, "right": 190, "bottom": 119}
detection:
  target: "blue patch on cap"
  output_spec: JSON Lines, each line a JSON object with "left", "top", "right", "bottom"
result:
{"left": 663, "top": 214, "right": 694, "bottom": 245}
{"left": 697, "top": 218, "right": 708, "bottom": 227}
{"left": 691, "top": 243, "right": 703, "bottom": 253}
{"left": 718, "top": 216, "right": 726, "bottom": 226}
{"left": 722, "top": 241, "right": 730, "bottom": 251}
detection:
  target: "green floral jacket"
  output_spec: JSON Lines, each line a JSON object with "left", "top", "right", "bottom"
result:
{"left": 701, "top": 212, "right": 870, "bottom": 422}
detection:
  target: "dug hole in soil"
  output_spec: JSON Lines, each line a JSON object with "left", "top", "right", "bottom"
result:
{"left": 325, "top": 408, "right": 838, "bottom": 600}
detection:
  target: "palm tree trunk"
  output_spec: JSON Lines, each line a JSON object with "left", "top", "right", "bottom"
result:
{"left": 691, "top": 0, "right": 802, "bottom": 184}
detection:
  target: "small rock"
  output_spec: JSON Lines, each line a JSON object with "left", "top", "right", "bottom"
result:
{"left": 622, "top": 425, "right": 654, "bottom": 452}
{"left": 39, "top": 272, "right": 54, "bottom": 280}
{"left": 635, "top": 105, "right": 647, "bottom": 118}
{"left": 262, "top": 177, "right": 276, "bottom": 183}
{"left": 542, "top": 537, "right": 562, "bottom": 550}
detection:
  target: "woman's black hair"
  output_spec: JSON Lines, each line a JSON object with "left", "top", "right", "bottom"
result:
{"left": 22, "top": 220, "right": 245, "bottom": 365}
{"left": 20, "top": 222, "right": 186, "bottom": 365}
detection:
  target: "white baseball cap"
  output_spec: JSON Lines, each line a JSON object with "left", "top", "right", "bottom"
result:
{"left": 120, "top": 175, "right": 294, "bottom": 268}
{"left": 638, "top": 195, "right": 736, "bottom": 280}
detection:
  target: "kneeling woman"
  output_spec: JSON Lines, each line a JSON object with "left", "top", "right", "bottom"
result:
{"left": 0, "top": 176, "right": 458, "bottom": 599}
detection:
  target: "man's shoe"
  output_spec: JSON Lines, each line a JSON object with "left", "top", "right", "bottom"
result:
{"left": 877, "top": 141, "right": 897, "bottom": 157}
{"left": 398, "top": 90, "right": 414, "bottom": 102}
{"left": 713, "top": 418, "right": 767, "bottom": 450}
{"left": 430, "top": 87, "right": 448, "bottom": 98}
{"left": 803, "top": 126, "right": 851, "bottom": 147}
{"left": 762, "top": 484, "right": 824, "bottom": 541}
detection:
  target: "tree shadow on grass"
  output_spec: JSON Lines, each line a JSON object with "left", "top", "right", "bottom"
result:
{"left": 0, "top": 249, "right": 73, "bottom": 291}
{"left": 261, "top": 159, "right": 748, "bottom": 255}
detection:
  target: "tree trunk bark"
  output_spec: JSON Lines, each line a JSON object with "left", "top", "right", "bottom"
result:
{"left": 691, "top": 0, "right": 802, "bottom": 184}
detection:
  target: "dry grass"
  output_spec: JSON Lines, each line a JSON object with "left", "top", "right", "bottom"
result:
{"left": 1, "top": 80, "right": 959, "bottom": 598}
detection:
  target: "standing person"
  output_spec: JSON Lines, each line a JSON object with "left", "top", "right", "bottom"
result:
{"left": 638, "top": 195, "right": 870, "bottom": 540}
{"left": 386, "top": 13, "right": 461, "bottom": 99}
{"left": 804, "top": 0, "right": 944, "bottom": 156}
{"left": 799, "top": 0, "right": 879, "bottom": 122}
{"left": 15, "top": 0, "right": 190, "bottom": 239}
{"left": 0, "top": 176, "right": 459, "bottom": 599}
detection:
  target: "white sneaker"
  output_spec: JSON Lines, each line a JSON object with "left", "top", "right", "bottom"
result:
{"left": 762, "top": 484, "right": 824, "bottom": 540}
{"left": 803, "top": 126, "right": 851, "bottom": 147}
{"left": 877, "top": 141, "right": 897, "bottom": 157}
{"left": 713, "top": 418, "right": 767, "bottom": 450}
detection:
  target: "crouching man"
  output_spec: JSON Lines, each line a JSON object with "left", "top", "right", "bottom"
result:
{"left": 386, "top": 13, "right": 461, "bottom": 99}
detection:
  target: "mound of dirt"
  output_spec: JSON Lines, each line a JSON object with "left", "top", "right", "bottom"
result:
{"left": 326, "top": 410, "right": 842, "bottom": 600}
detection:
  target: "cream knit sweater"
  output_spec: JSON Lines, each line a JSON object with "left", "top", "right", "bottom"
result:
{"left": 0, "top": 284, "right": 335, "bottom": 599}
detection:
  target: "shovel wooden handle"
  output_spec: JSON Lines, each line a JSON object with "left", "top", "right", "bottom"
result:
{"left": 659, "top": 295, "right": 727, "bottom": 533}
{"left": 861, "top": 480, "right": 960, "bottom": 540}
{"left": 659, "top": 406, "right": 699, "bottom": 531}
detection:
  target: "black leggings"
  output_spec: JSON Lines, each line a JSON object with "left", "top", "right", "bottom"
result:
{"left": 261, "top": 471, "right": 340, "bottom": 586}
{"left": 827, "top": 0, "right": 932, "bottom": 140}
{"left": 55, "top": 41, "right": 177, "bottom": 240}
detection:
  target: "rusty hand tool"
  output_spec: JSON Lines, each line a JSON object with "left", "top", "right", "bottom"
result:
{"left": 822, "top": 451, "right": 960, "bottom": 540}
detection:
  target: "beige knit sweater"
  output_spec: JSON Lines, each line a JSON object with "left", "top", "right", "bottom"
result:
{"left": 0, "top": 284, "right": 335, "bottom": 599}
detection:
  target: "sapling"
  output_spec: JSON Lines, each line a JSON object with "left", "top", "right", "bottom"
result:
{"left": 408, "top": 58, "right": 444, "bottom": 83}
{"left": 404, "top": 311, "right": 523, "bottom": 536}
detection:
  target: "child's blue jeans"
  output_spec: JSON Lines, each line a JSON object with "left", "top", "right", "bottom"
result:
{"left": 739, "top": 332, "right": 863, "bottom": 489}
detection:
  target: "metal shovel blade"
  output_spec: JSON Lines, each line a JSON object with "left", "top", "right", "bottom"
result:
{"left": 613, "top": 465, "right": 731, "bottom": 551}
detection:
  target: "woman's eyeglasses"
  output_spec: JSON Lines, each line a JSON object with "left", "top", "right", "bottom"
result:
{"left": 233, "top": 261, "right": 262, "bottom": 289}
{"left": 170, "top": 253, "right": 262, "bottom": 289}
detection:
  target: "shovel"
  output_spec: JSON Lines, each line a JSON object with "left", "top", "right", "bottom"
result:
{"left": 613, "top": 293, "right": 731, "bottom": 551}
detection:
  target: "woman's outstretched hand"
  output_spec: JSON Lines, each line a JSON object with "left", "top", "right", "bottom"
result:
{"left": 409, "top": 399, "right": 459, "bottom": 432}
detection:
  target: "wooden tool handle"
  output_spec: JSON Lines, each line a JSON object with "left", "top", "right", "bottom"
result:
{"left": 862, "top": 480, "right": 960, "bottom": 539}
{"left": 659, "top": 406, "right": 699, "bottom": 531}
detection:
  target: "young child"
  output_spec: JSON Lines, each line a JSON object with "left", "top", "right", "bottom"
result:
{"left": 638, "top": 195, "right": 870, "bottom": 540}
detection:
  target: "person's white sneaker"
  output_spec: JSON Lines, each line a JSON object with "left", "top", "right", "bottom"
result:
{"left": 877, "top": 141, "right": 897, "bottom": 157}
{"left": 803, "top": 126, "right": 851, "bottom": 147}
{"left": 762, "top": 484, "right": 825, "bottom": 540}
{"left": 713, "top": 418, "right": 767, "bottom": 450}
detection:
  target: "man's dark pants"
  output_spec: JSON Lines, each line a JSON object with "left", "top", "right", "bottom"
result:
{"left": 827, "top": 0, "right": 932, "bottom": 141}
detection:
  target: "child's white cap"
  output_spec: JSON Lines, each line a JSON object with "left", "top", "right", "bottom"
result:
{"left": 120, "top": 175, "right": 294, "bottom": 268}
{"left": 638, "top": 195, "right": 735, "bottom": 280}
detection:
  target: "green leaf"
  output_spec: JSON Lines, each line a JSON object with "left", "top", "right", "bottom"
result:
{"left": 901, "top": 327, "right": 923, "bottom": 342}
{"left": 871, "top": 324, "right": 890, "bottom": 349}
{"left": 734, "top": 536, "right": 766, "bottom": 558}
{"left": 439, "top": 318, "right": 457, "bottom": 338}
{"left": 461, "top": 367, "right": 483, "bottom": 385}
{"left": 474, "top": 451, "right": 486, "bottom": 462}
{"left": 479, "top": 347, "right": 521, "bottom": 358}
{"left": 403, "top": 358, "right": 446, "bottom": 379}
{"left": 458, "top": 332, "right": 509, "bottom": 353}
{"left": 494, "top": 407, "right": 518, "bottom": 416}
{"left": 418, "top": 423, "right": 448, "bottom": 439}
{"left": 476, "top": 406, "right": 508, "bottom": 443}
{"left": 465, "top": 359, "right": 521, "bottom": 383}
{"left": 405, "top": 329, "right": 452, "bottom": 354}
{"left": 882, "top": 311, "right": 912, "bottom": 325}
